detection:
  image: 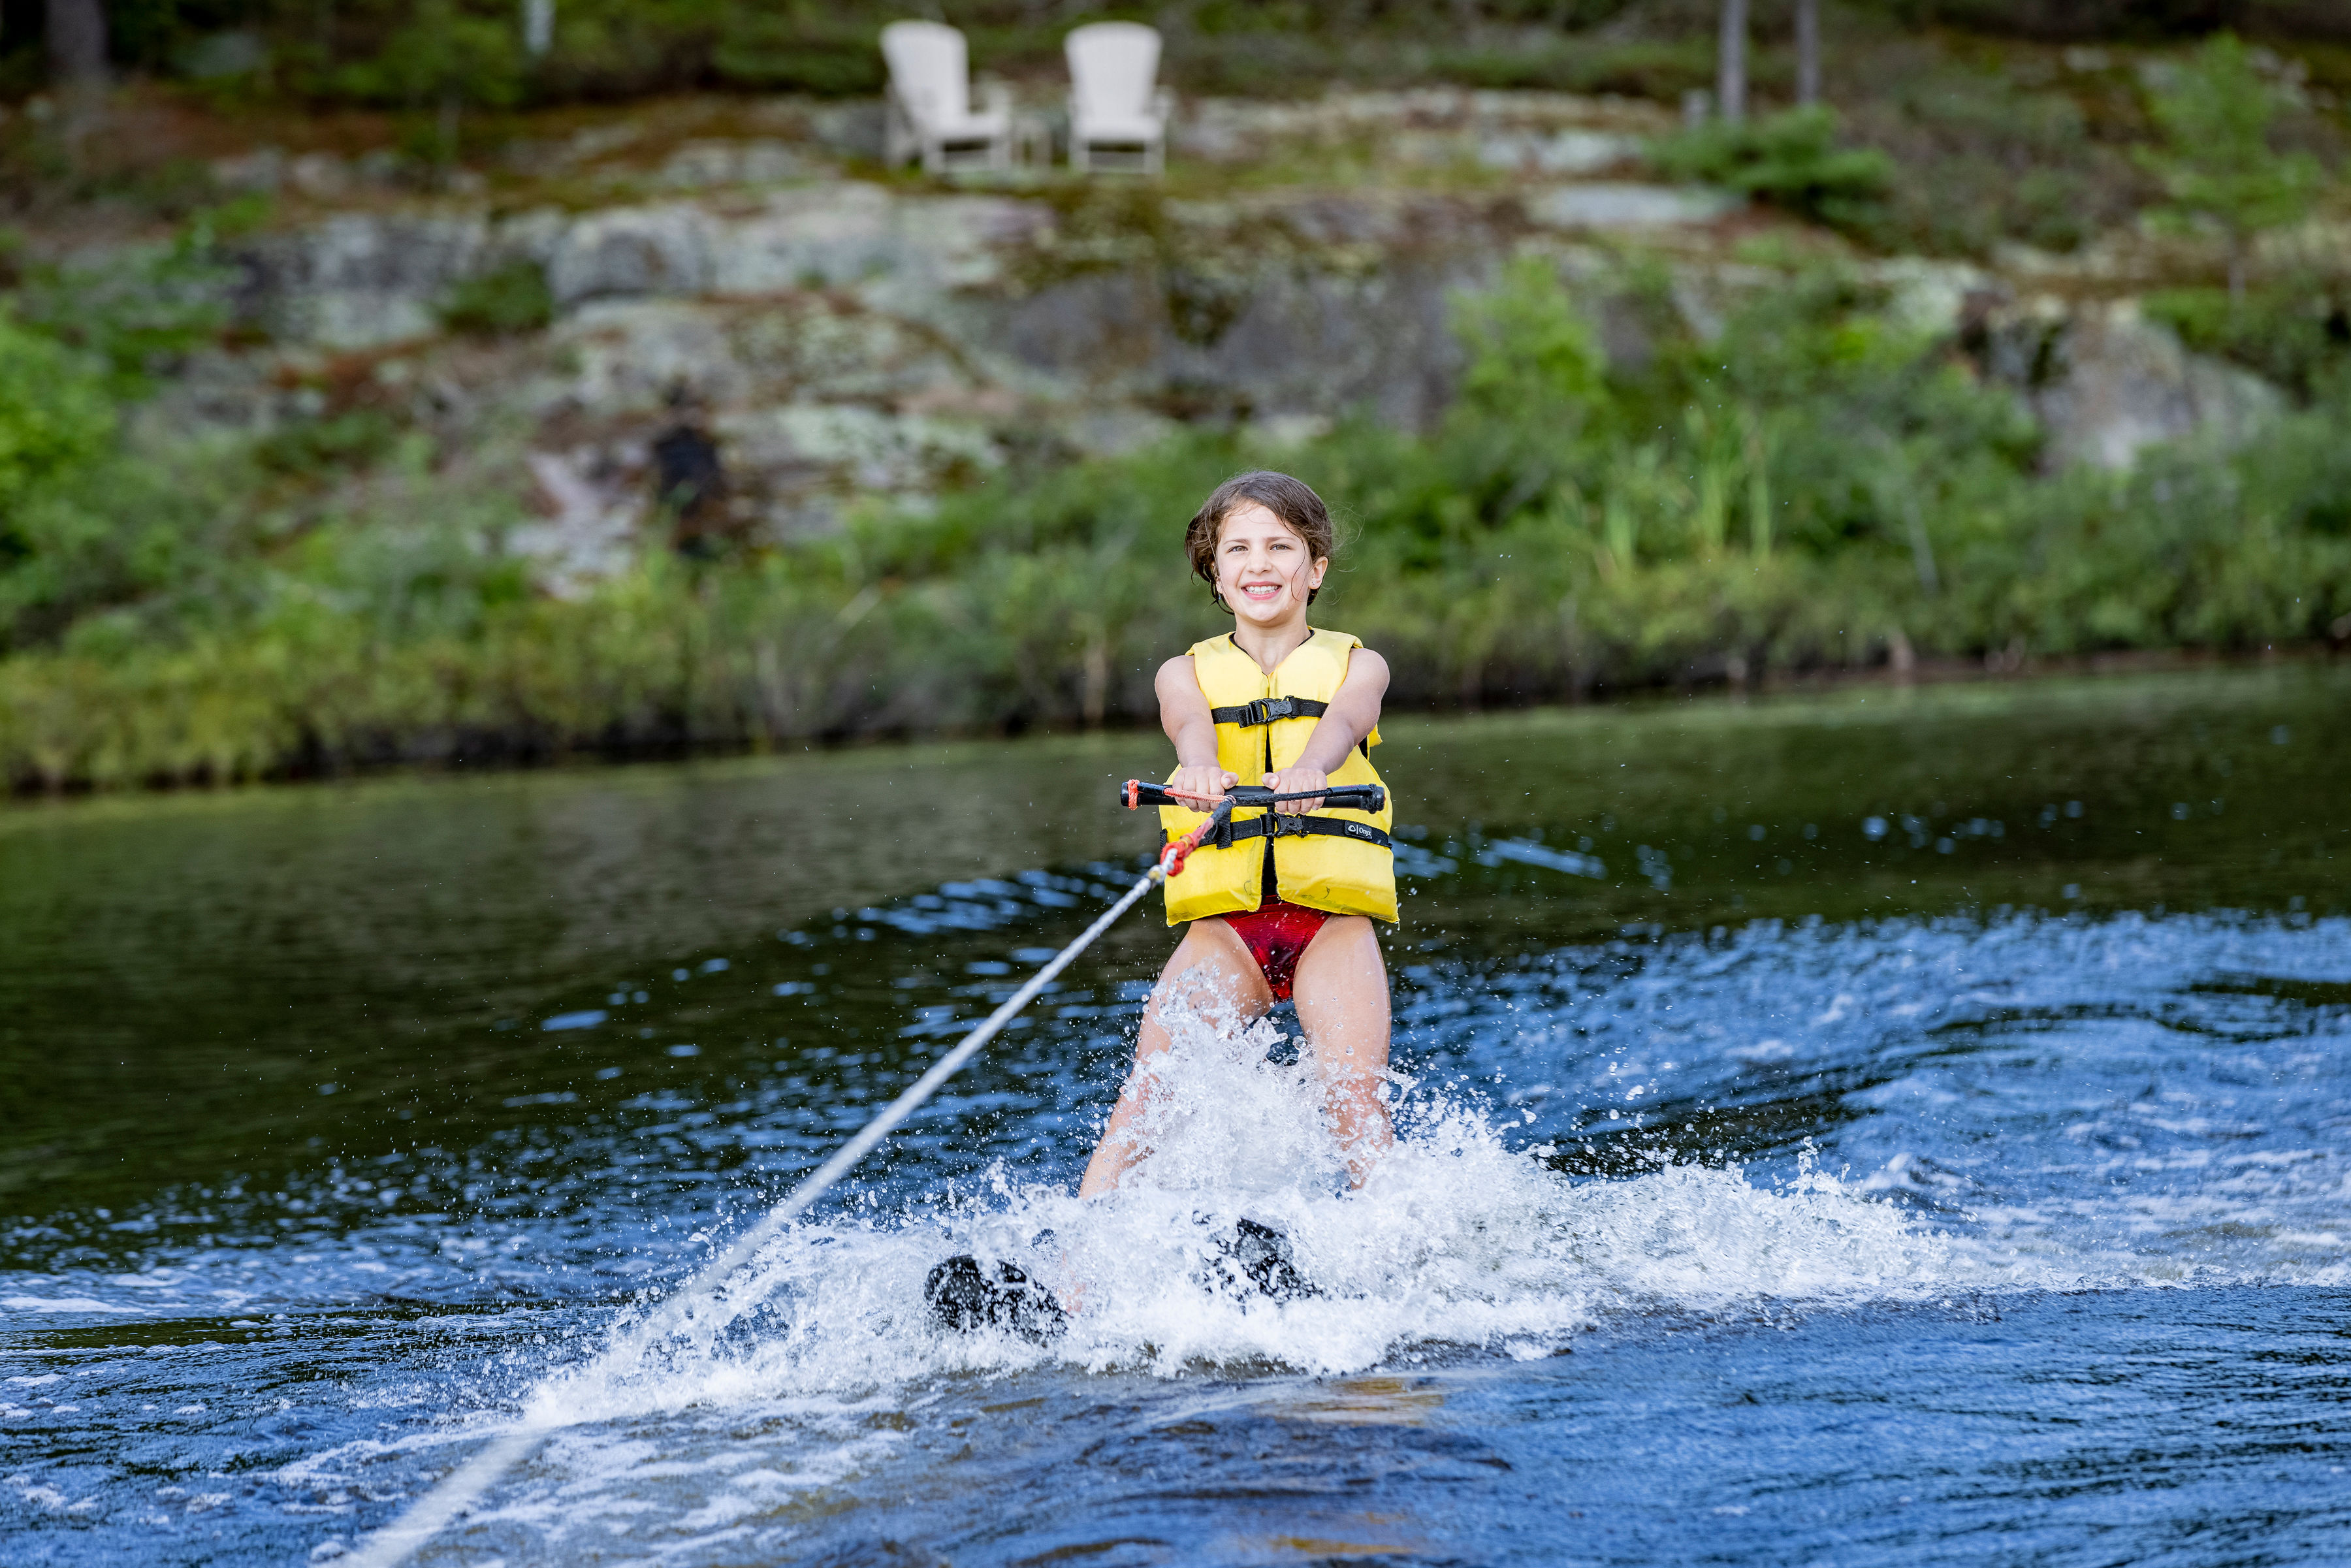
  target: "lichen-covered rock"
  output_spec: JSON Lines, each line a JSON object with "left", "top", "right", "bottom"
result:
{"left": 515, "top": 451, "right": 645, "bottom": 598}
{"left": 1178, "top": 88, "right": 1669, "bottom": 165}
{"left": 1526, "top": 184, "right": 1742, "bottom": 229}
{"left": 239, "top": 213, "right": 488, "bottom": 348}
{"left": 707, "top": 185, "right": 1051, "bottom": 302}
{"left": 148, "top": 89, "right": 2299, "bottom": 593}
{"left": 546, "top": 203, "right": 718, "bottom": 306}
{"left": 2028, "top": 300, "right": 2284, "bottom": 470}
{"left": 529, "top": 293, "right": 1004, "bottom": 543}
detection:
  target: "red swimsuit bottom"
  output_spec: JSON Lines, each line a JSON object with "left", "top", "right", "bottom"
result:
{"left": 1219, "top": 899, "right": 1330, "bottom": 1001}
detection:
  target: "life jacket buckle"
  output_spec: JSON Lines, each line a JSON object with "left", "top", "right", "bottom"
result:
{"left": 1243, "top": 696, "right": 1298, "bottom": 726}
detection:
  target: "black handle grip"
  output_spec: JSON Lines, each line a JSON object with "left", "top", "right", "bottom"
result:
{"left": 1122, "top": 780, "right": 1385, "bottom": 813}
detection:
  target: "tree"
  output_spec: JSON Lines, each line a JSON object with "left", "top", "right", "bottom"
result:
{"left": 1718, "top": 0, "right": 1748, "bottom": 124}
{"left": 44, "top": 0, "right": 108, "bottom": 144}
{"left": 2139, "top": 33, "right": 2324, "bottom": 302}
{"left": 342, "top": 0, "right": 526, "bottom": 180}
{"left": 44, "top": 0, "right": 106, "bottom": 89}
{"left": 1795, "top": 0, "right": 1821, "bottom": 108}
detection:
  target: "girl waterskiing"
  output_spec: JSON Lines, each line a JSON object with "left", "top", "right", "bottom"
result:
{"left": 1079, "top": 470, "right": 1398, "bottom": 1198}
{"left": 925, "top": 470, "right": 1398, "bottom": 1332}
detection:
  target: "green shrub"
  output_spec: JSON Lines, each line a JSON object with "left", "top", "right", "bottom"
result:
{"left": 712, "top": 8, "right": 886, "bottom": 95}
{"left": 1652, "top": 107, "right": 1897, "bottom": 237}
{"left": 254, "top": 409, "right": 403, "bottom": 478}
{"left": 439, "top": 261, "right": 555, "bottom": 338}
{"left": 1843, "top": 65, "right": 2142, "bottom": 258}
{"left": 2136, "top": 33, "right": 2326, "bottom": 299}
{"left": 9, "top": 229, "right": 233, "bottom": 392}
{"left": 1450, "top": 256, "right": 1608, "bottom": 423}
{"left": 7, "top": 254, "right": 2351, "bottom": 788}
{"left": 2144, "top": 281, "right": 2351, "bottom": 401}
{"left": 0, "top": 312, "right": 113, "bottom": 521}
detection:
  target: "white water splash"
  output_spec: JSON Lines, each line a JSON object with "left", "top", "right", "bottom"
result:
{"left": 520, "top": 974, "right": 1980, "bottom": 1433}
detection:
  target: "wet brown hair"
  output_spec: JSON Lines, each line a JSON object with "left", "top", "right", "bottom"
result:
{"left": 1183, "top": 470, "right": 1335, "bottom": 607}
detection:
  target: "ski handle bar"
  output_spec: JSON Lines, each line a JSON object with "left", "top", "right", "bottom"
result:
{"left": 1122, "top": 779, "right": 1388, "bottom": 881}
{"left": 1123, "top": 779, "right": 1387, "bottom": 814}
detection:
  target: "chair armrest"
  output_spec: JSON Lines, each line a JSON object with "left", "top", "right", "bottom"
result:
{"left": 1151, "top": 86, "right": 1174, "bottom": 123}
{"left": 978, "top": 78, "right": 1014, "bottom": 118}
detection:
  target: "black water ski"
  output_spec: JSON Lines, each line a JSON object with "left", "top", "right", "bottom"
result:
{"left": 927, "top": 1220, "right": 1313, "bottom": 1337}
{"left": 1212, "top": 1217, "right": 1318, "bottom": 1302}
{"left": 925, "top": 1255, "right": 1068, "bottom": 1341}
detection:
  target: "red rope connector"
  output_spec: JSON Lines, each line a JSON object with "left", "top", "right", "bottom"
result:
{"left": 1123, "top": 778, "right": 1239, "bottom": 881}
{"left": 1149, "top": 792, "right": 1236, "bottom": 881}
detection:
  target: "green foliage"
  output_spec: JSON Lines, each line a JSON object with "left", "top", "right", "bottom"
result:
{"left": 1652, "top": 108, "right": 1897, "bottom": 238}
{"left": 330, "top": 0, "right": 527, "bottom": 110}
{"left": 8, "top": 226, "right": 233, "bottom": 392}
{"left": 5, "top": 256, "right": 2351, "bottom": 788}
{"left": 253, "top": 410, "right": 402, "bottom": 479}
{"left": 0, "top": 313, "right": 113, "bottom": 525}
{"left": 440, "top": 261, "right": 556, "bottom": 337}
{"left": 1450, "top": 257, "right": 1607, "bottom": 423}
{"left": 2137, "top": 34, "right": 2327, "bottom": 295}
{"left": 1846, "top": 65, "right": 2137, "bottom": 258}
{"left": 2145, "top": 280, "right": 2351, "bottom": 400}
{"left": 712, "top": 7, "right": 887, "bottom": 95}
{"left": 1409, "top": 37, "right": 1712, "bottom": 101}
{"left": 0, "top": 214, "right": 255, "bottom": 654}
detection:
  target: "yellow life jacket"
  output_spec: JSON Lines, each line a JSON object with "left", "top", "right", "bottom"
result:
{"left": 1160, "top": 628, "right": 1398, "bottom": 925}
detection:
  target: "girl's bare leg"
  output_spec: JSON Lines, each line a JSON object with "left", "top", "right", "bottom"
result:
{"left": 1291, "top": 915, "right": 1394, "bottom": 1187}
{"left": 1078, "top": 918, "right": 1271, "bottom": 1199}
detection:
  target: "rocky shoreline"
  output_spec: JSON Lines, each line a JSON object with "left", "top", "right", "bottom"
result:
{"left": 88, "top": 88, "right": 2289, "bottom": 595}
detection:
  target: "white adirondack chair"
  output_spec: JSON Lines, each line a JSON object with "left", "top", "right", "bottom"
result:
{"left": 1066, "top": 22, "right": 1171, "bottom": 175}
{"left": 881, "top": 20, "right": 1013, "bottom": 175}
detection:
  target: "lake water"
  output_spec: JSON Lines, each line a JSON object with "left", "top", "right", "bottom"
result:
{"left": 4, "top": 667, "right": 2349, "bottom": 1566}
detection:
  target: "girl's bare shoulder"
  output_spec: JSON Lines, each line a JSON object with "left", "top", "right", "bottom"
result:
{"left": 1155, "top": 652, "right": 1207, "bottom": 699}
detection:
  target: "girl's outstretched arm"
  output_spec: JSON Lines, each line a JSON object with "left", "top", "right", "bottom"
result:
{"left": 1264, "top": 648, "right": 1388, "bottom": 810}
{"left": 1157, "top": 654, "right": 1236, "bottom": 801}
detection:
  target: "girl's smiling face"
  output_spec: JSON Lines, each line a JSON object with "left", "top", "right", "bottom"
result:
{"left": 1215, "top": 503, "right": 1328, "bottom": 628}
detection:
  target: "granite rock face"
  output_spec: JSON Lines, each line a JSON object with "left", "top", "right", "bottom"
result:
{"left": 2029, "top": 301, "right": 2286, "bottom": 471}
{"left": 153, "top": 89, "right": 2291, "bottom": 590}
{"left": 209, "top": 178, "right": 1522, "bottom": 567}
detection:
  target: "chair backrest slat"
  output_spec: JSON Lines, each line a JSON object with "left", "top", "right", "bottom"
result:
{"left": 1066, "top": 22, "right": 1160, "bottom": 120}
{"left": 882, "top": 20, "right": 971, "bottom": 123}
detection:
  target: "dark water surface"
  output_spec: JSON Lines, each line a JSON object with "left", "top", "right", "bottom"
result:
{"left": 4, "top": 668, "right": 2348, "bottom": 1565}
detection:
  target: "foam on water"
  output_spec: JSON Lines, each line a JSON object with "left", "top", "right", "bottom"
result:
{"left": 476, "top": 911, "right": 2351, "bottom": 1461}
{"left": 515, "top": 974, "right": 1990, "bottom": 1447}
{"left": 14, "top": 908, "right": 2351, "bottom": 1565}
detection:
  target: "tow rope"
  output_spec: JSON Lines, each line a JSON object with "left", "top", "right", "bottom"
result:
{"left": 342, "top": 780, "right": 1381, "bottom": 1568}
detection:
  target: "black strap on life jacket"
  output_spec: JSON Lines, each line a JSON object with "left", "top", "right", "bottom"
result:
{"left": 1172, "top": 812, "right": 1392, "bottom": 854}
{"left": 1209, "top": 696, "right": 1328, "bottom": 728}
{"left": 1208, "top": 694, "right": 1369, "bottom": 759}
